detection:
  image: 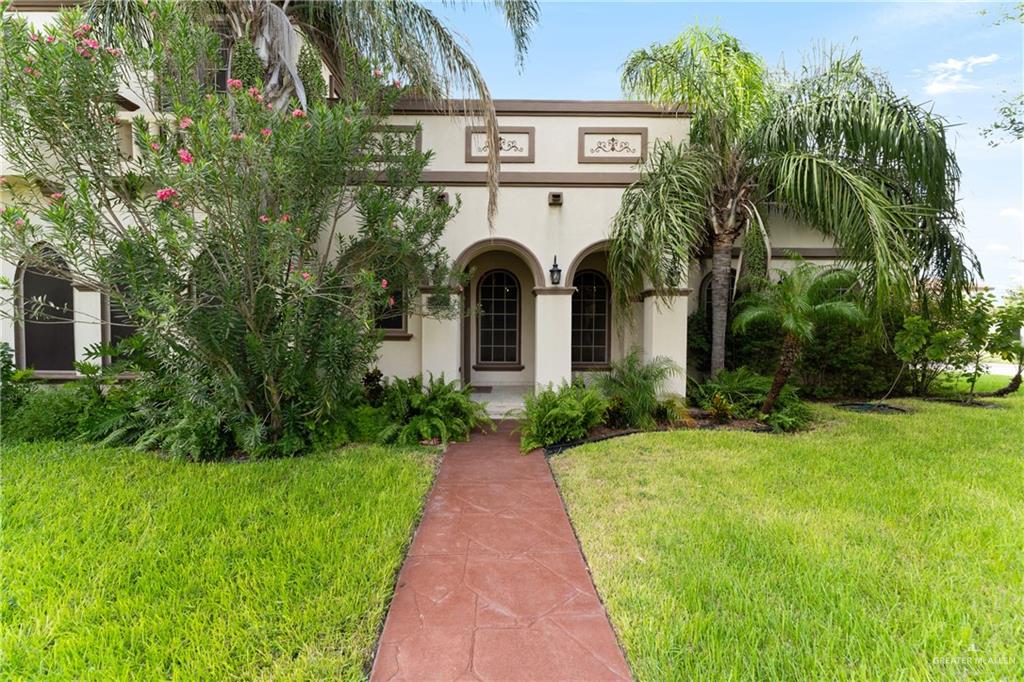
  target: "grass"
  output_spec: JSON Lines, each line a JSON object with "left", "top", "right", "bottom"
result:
{"left": 1, "top": 442, "right": 436, "bottom": 680}
{"left": 552, "top": 377, "right": 1024, "bottom": 680}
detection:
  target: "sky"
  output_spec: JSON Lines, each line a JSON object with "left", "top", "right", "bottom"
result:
{"left": 428, "top": 0, "right": 1024, "bottom": 297}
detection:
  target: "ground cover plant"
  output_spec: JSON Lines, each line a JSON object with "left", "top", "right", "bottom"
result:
{"left": 516, "top": 379, "right": 608, "bottom": 452}
{"left": 552, "top": 377, "right": 1024, "bottom": 680}
{"left": 1, "top": 441, "right": 436, "bottom": 679}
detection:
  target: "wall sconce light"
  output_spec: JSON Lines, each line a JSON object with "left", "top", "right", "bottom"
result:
{"left": 549, "top": 256, "right": 562, "bottom": 285}
{"left": 547, "top": 191, "right": 563, "bottom": 206}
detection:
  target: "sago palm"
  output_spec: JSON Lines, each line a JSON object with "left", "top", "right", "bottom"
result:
{"left": 609, "top": 27, "right": 977, "bottom": 375}
{"left": 88, "top": 0, "right": 541, "bottom": 222}
{"left": 732, "top": 263, "right": 867, "bottom": 413}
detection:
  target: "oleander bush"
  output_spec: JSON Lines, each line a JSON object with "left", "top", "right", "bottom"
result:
{"left": 517, "top": 380, "right": 608, "bottom": 452}
{"left": 0, "top": 7, "right": 459, "bottom": 458}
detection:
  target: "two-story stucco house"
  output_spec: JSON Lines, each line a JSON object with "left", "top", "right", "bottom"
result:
{"left": 1, "top": 6, "right": 838, "bottom": 406}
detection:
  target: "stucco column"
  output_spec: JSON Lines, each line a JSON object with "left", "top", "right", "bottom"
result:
{"left": 642, "top": 288, "right": 689, "bottom": 396}
{"left": 419, "top": 291, "right": 461, "bottom": 384}
{"left": 533, "top": 287, "right": 574, "bottom": 389}
{"left": 73, "top": 285, "right": 103, "bottom": 367}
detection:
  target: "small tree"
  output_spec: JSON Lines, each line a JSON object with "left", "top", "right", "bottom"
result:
{"left": 732, "top": 263, "right": 866, "bottom": 413}
{"left": 986, "top": 289, "right": 1024, "bottom": 396}
{"left": 956, "top": 291, "right": 997, "bottom": 402}
{"left": 0, "top": 7, "right": 458, "bottom": 458}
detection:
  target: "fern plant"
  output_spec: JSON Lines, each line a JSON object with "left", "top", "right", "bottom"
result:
{"left": 376, "top": 374, "right": 491, "bottom": 446}
{"left": 596, "top": 351, "right": 680, "bottom": 429}
{"left": 516, "top": 380, "right": 608, "bottom": 452}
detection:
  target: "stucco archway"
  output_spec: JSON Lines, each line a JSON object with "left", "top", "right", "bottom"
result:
{"left": 454, "top": 237, "right": 546, "bottom": 290}
{"left": 564, "top": 239, "right": 612, "bottom": 285}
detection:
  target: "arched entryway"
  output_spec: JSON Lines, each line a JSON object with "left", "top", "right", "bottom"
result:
{"left": 454, "top": 239, "right": 544, "bottom": 391}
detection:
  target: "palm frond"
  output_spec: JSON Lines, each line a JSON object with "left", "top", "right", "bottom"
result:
{"left": 621, "top": 26, "right": 767, "bottom": 149}
{"left": 758, "top": 151, "right": 921, "bottom": 315}
{"left": 608, "top": 141, "right": 716, "bottom": 312}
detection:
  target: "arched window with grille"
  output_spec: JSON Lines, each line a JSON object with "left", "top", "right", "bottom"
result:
{"left": 18, "top": 247, "right": 75, "bottom": 372}
{"left": 571, "top": 270, "right": 610, "bottom": 367}
{"left": 477, "top": 269, "right": 520, "bottom": 366}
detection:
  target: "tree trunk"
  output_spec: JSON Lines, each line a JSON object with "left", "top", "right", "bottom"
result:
{"left": 710, "top": 232, "right": 734, "bottom": 375}
{"left": 762, "top": 333, "right": 800, "bottom": 413}
{"left": 979, "top": 370, "right": 1022, "bottom": 397}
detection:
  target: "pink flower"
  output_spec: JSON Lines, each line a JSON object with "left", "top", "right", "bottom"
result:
{"left": 226, "top": 78, "right": 243, "bottom": 90}
{"left": 230, "top": 132, "right": 245, "bottom": 142}
{"left": 301, "top": 271, "right": 311, "bottom": 281}
{"left": 259, "top": 214, "right": 270, "bottom": 223}
{"left": 280, "top": 213, "right": 290, "bottom": 222}
{"left": 14, "top": 218, "right": 25, "bottom": 227}
{"left": 72, "top": 24, "right": 92, "bottom": 39}
{"left": 178, "top": 116, "right": 193, "bottom": 129}
{"left": 291, "top": 108, "right": 306, "bottom": 118}
{"left": 105, "top": 47, "right": 121, "bottom": 57}
{"left": 51, "top": 192, "right": 64, "bottom": 200}
{"left": 177, "top": 148, "right": 193, "bottom": 164}
{"left": 155, "top": 187, "right": 178, "bottom": 201}
{"left": 388, "top": 296, "right": 395, "bottom": 307}
{"left": 381, "top": 278, "right": 388, "bottom": 289}
{"left": 149, "top": 142, "right": 160, "bottom": 151}
{"left": 81, "top": 37, "right": 99, "bottom": 49}
{"left": 77, "top": 47, "right": 92, "bottom": 59}
{"left": 392, "top": 79, "right": 402, "bottom": 88}
{"left": 0, "top": 176, "right": 7, "bottom": 185}
{"left": 23, "top": 66, "right": 33, "bottom": 74}
{"left": 373, "top": 69, "right": 383, "bottom": 78}
{"left": 260, "top": 128, "right": 272, "bottom": 138}
{"left": 30, "top": 34, "right": 38, "bottom": 42}
{"left": 45, "top": 35, "right": 56, "bottom": 44}
{"left": 247, "top": 87, "right": 263, "bottom": 102}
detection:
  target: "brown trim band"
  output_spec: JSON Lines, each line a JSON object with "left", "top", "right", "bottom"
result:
{"left": 394, "top": 99, "right": 690, "bottom": 117}
{"left": 578, "top": 127, "right": 648, "bottom": 165}
{"left": 381, "top": 332, "right": 413, "bottom": 341}
{"left": 640, "top": 288, "right": 691, "bottom": 300}
{"left": 465, "top": 126, "right": 535, "bottom": 164}
{"left": 421, "top": 171, "right": 639, "bottom": 188}
{"left": 532, "top": 286, "right": 576, "bottom": 296}
{"left": 719, "top": 246, "right": 842, "bottom": 259}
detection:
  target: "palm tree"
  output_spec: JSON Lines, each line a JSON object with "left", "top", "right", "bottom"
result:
{"left": 732, "top": 263, "right": 867, "bottom": 413}
{"left": 609, "top": 27, "right": 976, "bottom": 375}
{"left": 88, "top": 0, "right": 541, "bottom": 222}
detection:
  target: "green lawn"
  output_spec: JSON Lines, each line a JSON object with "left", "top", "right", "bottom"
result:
{"left": 1, "top": 442, "right": 436, "bottom": 680}
{"left": 553, "top": 381, "right": 1024, "bottom": 680}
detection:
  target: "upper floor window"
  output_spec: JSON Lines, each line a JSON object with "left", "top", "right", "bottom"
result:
{"left": 571, "top": 270, "right": 610, "bottom": 367}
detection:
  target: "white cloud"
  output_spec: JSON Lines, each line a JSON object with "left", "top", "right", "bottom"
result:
{"left": 924, "top": 53, "right": 999, "bottom": 95}
{"left": 1000, "top": 207, "right": 1024, "bottom": 221}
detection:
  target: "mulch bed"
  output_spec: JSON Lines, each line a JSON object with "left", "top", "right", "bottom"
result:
{"left": 923, "top": 397, "right": 1004, "bottom": 408}
{"left": 543, "top": 410, "right": 772, "bottom": 455}
{"left": 835, "top": 402, "right": 909, "bottom": 415}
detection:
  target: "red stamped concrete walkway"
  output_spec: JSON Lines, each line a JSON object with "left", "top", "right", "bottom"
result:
{"left": 370, "top": 423, "right": 631, "bottom": 681}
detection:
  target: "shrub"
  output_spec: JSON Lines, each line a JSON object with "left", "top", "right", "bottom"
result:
{"left": 517, "top": 380, "right": 608, "bottom": 452}
{"left": 689, "top": 368, "right": 810, "bottom": 432}
{"left": 377, "top": 375, "right": 491, "bottom": 446}
{"left": 596, "top": 351, "right": 680, "bottom": 430}
{"left": 0, "top": 8, "right": 459, "bottom": 458}
{"left": 0, "top": 342, "right": 33, "bottom": 414}
{"left": 5, "top": 383, "right": 91, "bottom": 442}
